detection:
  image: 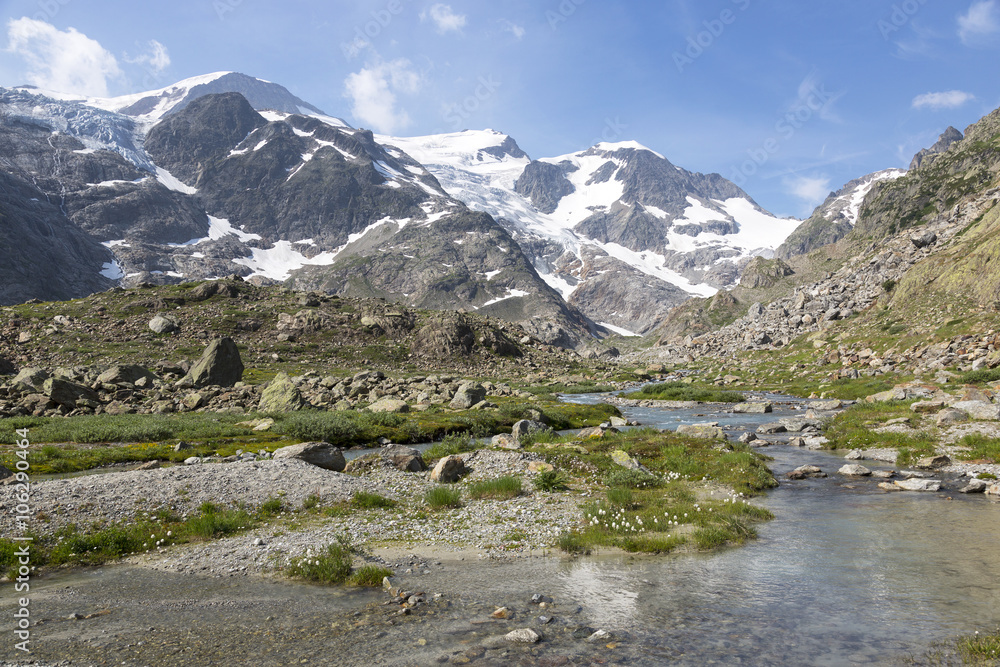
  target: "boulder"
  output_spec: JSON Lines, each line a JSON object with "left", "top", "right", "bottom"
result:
{"left": 272, "top": 442, "right": 345, "bottom": 471}
{"left": 512, "top": 419, "right": 549, "bottom": 443}
{"left": 757, "top": 422, "right": 787, "bottom": 434}
{"left": 845, "top": 450, "right": 865, "bottom": 460}
{"left": 491, "top": 434, "right": 520, "bottom": 450}
{"left": 936, "top": 408, "right": 969, "bottom": 425}
{"left": 894, "top": 478, "right": 941, "bottom": 492}
{"left": 810, "top": 399, "right": 844, "bottom": 411}
{"left": 184, "top": 338, "right": 244, "bottom": 387}
{"left": 838, "top": 464, "right": 872, "bottom": 476}
{"left": 367, "top": 398, "right": 409, "bottom": 414}
{"left": 779, "top": 418, "right": 819, "bottom": 432}
{"left": 149, "top": 313, "right": 180, "bottom": 334}
{"left": 578, "top": 426, "right": 617, "bottom": 439}
{"left": 380, "top": 445, "right": 426, "bottom": 472}
{"left": 676, "top": 424, "right": 725, "bottom": 439}
{"left": 915, "top": 454, "right": 950, "bottom": 470}
{"left": 258, "top": 372, "right": 305, "bottom": 412}
{"left": 987, "top": 484, "right": 1000, "bottom": 496}
{"left": 97, "top": 365, "right": 158, "bottom": 386}
{"left": 738, "top": 431, "right": 758, "bottom": 443}
{"left": 959, "top": 479, "right": 989, "bottom": 494}
{"left": 910, "top": 400, "right": 945, "bottom": 414}
{"left": 449, "top": 382, "right": 487, "bottom": 410}
{"left": 430, "top": 455, "right": 466, "bottom": 483}
{"left": 12, "top": 367, "right": 50, "bottom": 391}
{"left": 43, "top": 378, "right": 99, "bottom": 408}
{"left": 733, "top": 402, "right": 772, "bottom": 414}
{"left": 0, "top": 464, "right": 12, "bottom": 481}
{"left": 910, "top": 230, "right": 937, "bottom": 249}
{"left": 786, "top": 465, "right": 826, "bottom": 480}
{"left": 610, "top": 449, "right": 645, "bottom": 471}
{"left": 951, "top": 401, "right": 1000, "bottom": 421}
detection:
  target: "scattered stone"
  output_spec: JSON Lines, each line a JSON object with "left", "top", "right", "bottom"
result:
{"left": 148, "top": 313, "right": 180, "bottom": 334}
{"left": 959, "top": 479, "right": 989, "bottom": 494}
{"left": 677, "top": 423, "right": 726, "bottom": 440}
{"left": 450, "top": 382, "right": 487, "bottom": 410}
{"left": 915, "top": 454, "right": 951, "bottom": 470}
{"left": 258, "top": 372, "right": 305, "bottom": 412}
{"left": 786, "top": 465, "right": 826, "bottom": 480}
{"left": 894, "top": 478, "right": 941, "bottom": 492}
{"left": 838, "top": 464, "right": 872, "bottom": 477}
{"left": 430, "top": 455, "right": 466, "bottom": 483}
{"left": 183, "top": 338, "right": 244, "bottom": 388}
{"left": 586, "top": 630, "right": 613, "bottom": 643}
{"left": 733, "top": 402, "right": 772, "bottom": 414}
{"left": 367, "top": 397, "right": 409, "bottom": 414}
{"left": 845, "top": 450, "right": 865, "bottom": 461}
{"left": 491, "top": 607, "right": 512, "bottom": 619}
{"left": 504, "top": 628, "right": 540, "bottom": 644}
{"left": 272, "top": 442, "right": 346, "bottom": 472}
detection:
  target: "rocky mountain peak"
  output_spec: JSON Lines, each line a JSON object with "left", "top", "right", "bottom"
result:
{"left": 909, "top": 126, "right": 964, "bottom": 170}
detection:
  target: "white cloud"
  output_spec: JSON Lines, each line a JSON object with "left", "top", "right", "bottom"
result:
{"left": 959, "top": 1, "right": 1000, "bottom": 45}
{"left": 125, "top": 39, "right": 171, "bottom": 73}
{"left": 421, "top": 4, "right": 467, "bottom": 33}
{"left": 912, "top": 90, "right": 976, "bottom": 110}
{"left": 500, "top": 20, "right": 525, "bottom": 39}
{"left": 785, "top": 175, "right": 831, "bottom": 214}
{"left": 5, "top": 18, "right": 123, "bottom": 97}
{"left": 343, "top": 59, "right": 421, "bottom": 134}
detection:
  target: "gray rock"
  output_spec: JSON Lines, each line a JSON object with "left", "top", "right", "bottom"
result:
{"left": 910, "top": 400, "right": 945, "bottom": 414}
{"left": 959, "top": 479, "right": 989, "bottom": 494}
{"left": 845, "top": 450, "right": 865, "bottom": 460}
{"left": 987, "top": 483, "right": 1000, "bottom": 496}
{"left": 738, "top": 431, "right": 758, "bottom": 443}
{"left": 13, "top": 367, "right": 50, "bottom": 390}
{"left": 149, "top": 313, "right": 180, "bottom": 334}
{"left": 449, "top": 382, "right": 486, "bottom": 410}
{"left": 871, "top": 470, "right": 896, "bottom": 479}
{"left": 733, "top": 402, "right": 772, "bottom": 414}
{"left": 757, "top": 422, "right": 787, "bottom": 434}
{"left": 184, "top": 338, "right": 244, "bottom": 387}
{"left": 810, "top": 399, "right": 844, "bottom": 411}
{"left": 43, "top": 377, "right": 99, "bottom": 408}
{"left": 586, "top": 629, "right": 613, "bottom": 643}
{"left": 786, "top": 465, "right": 826, "bottom": 480}
{"left": 367, "top": 397, "right": 409, "bottom": 413}
{"left": 272, "top": 442, "right": 346, "bottom": 472}
{"left": 936, "top": 408, "right": 970, "bottom": 425}
{"left": 491, "top": 434, "right": 520, "bottom": 450}
{"left": 512, "top": 419, "right": 549, "bottom": 443}
{"left": 676, "top": 423, "right": 725, "bottom": 439}
{"left": 838, "top": 464, "right": 872, "bottom": 476}
{"left": 915, "top": 454, "right": 951, "bottom": 470}
{"left": 430, "top": 455, "right": 466, "bottom": 483}
{"left": 0, "top": 464, "right": 12, "bottom": 481}
{"left": 910, "top": 230, "right": 938, "bottom": 249}
{"left": 779, "top": 418, "right": 819, "bottom": 432}
{"left": 951, "top": 401, "right": 1000, "bottom": 421}
{"left": 894, "top": 478, "right": 941, "bottom": 492}
{"left": 504, "top": 628, "right": 541, "bottom": 644}
{"left": 97, "top": 364, "right": 157, "bottom": 386}
{"left": 380, "top": 445, "right": 426, "bottom": 472}
{"left": 184, "top": 456, "right": 201, "bottom": 465}
{"left": 258, "top": 372, "right": 305, "bottom": 412}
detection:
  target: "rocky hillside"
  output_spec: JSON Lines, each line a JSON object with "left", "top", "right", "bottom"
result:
{"left": 0, "top": 81, "right": 592, "bottom": 346}
{"left": 380, "top": 131, "right": 801, "bottom": 336}
{"left": 643, "top": 104, "right": 1000, "bottom": 376}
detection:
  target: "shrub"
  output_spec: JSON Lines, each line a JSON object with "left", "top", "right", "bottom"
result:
{"left": 424, "top": 486, "right": 462, "bottom": 510}
{"left": 424, "top": 433, "right": 478, "bottom": 460}
{"left": 350, "top": 491, "right": 397, "bottom": 510}
{"left": 349, "top": 564, "right": 393, "bottom": 587}
{"left": 881, "top": 278, "right": 896, "bottom": 292}
{"left": 960, "top": 368, "right": 1000, "bottom": 385}
{"left": 286, "top": 541, "right": 353, "bottom": 585}
{"left": 604, "top": 468, "right": 661, "bottom": 489}
{"left": 466, "top": 476, "right": 522, "bottom": 500}
{"left": 533, "top": 470, "right": 569, "bottom": 492}
{"left": 302, "top": 493, "right": 322, "bottom": 510}
{"left": 258, "top": 497, "right": 284, "bottom": 518}
{"left": 557, "top": 531, "right": 591, "bottom": 555}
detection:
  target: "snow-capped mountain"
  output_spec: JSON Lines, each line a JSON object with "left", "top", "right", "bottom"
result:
{"left": 0, "top": 77, "right": 590, "bottom": 345}
{"left": 775, "top": 168, "right": 906, "bottom": 259}
{"left": 379, "top": 130, "right": 801, "bottom": 334}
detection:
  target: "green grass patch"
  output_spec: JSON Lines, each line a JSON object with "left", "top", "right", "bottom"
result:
{"left": 286, "top": 540, "right": 353, "bottom": 585}
{"left": 961, "top": 368, "right": 1000, "bottom": 385}
{"left": 956, "top": 627, "right": 1000, "bottom": 664}
{"left": 533, "top": 470, "right": 569, "bottom": 492}
{"left": 625, "top": 382, "right": 745, "bottom": 403}
{"left": 423, "top": 433, "right": 479, "bottom": 460}
{"left": 466, "top": 475, "right": 522, "bottom": 500}
{"left": 604, "top": 468, "right": 661, "bottom": 489}
{"left": 350, "top": 491, "right": 398, "bottom": 510}
{"left": 424, "top": 486, "right": 462, "bottom": 510}
{"left": 348, "top": 564, "right": 393, "bottom": 587}
{"left": 956, "top": 434, "right": 1000, "bottom": 464}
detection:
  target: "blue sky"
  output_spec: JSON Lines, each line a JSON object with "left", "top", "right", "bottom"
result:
{"left": 0, "top": 0, "right": 998, "bottom": 218}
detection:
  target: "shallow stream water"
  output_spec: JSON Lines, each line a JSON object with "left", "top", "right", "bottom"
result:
{"left": 3, "top": 394, "right": 999, "bottom": 666}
